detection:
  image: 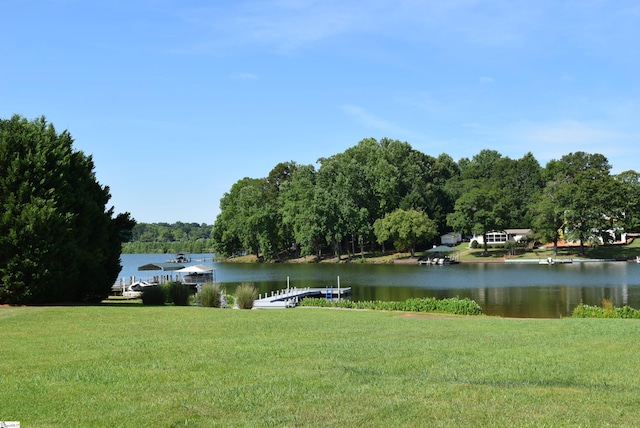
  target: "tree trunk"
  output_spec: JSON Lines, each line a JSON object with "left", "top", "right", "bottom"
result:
{"left": 483, "top": 233, "right": 489, "bottom": 255}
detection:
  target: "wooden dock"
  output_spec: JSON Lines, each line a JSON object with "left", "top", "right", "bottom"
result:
{"left": 253, "top": 286, "right": 351, "bottom": 309}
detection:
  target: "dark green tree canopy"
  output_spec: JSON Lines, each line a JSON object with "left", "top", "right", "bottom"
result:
{"left": 0, "top": 115, "right": 135, "bottom": 304}
{"left": 212, "top": 137, "right": 639, "bottom": 261}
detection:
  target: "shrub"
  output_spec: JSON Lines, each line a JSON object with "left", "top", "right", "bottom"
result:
{"left": 141, "top": 286, "right": 166, "bottom": 305}
{"left": 572, "top": 301, "right": 640, "bottom": 319}
{"left": 470, "top": 240, "right": 479, "bottom": 249}
{"left": 167, "top": 282, "right": 192, "bottom": 306}
{"left": 300, "top": 297, "right": 483, "bottom": 315}
{"left": 235, "top": 283, "right": 258, "bottom": 309}
{"left": 200, "top": 282, "right": 222, "bottom": 308}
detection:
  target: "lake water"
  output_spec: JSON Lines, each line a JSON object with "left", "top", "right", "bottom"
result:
{"left": 119, "top": 254, "right": 640, "bottom": 318}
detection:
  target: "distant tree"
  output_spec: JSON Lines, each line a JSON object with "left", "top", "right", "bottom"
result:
{"left": 373, "top": 209, "right": 437, "bottom": 257}
{"left": 278, "top": 165, "right": 324, "bottom": 258}
{"left": 212, "top": 177, "right": 280, "bottom": 261}
{"left": 543, "top": 152, "right": 622, "bottom": 255}
{"left": 0, "top": 115, "right": 135, "bottom": 304}
{"left": 615, "top": 170, "right": 640, "bottom": 232}
{"left": 447, "top": 184, "right": 506, "bottom": 255}
{"left": 532, "top": 179, "right": 569, "bottom": 256}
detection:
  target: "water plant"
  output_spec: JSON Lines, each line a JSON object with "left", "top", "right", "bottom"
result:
{"left": 199, "top": 282, "right": 222, "bottom": 308}
{"left": 572, "top": 300, "right": 640, "bottom": 318}
{"left": 235, "top": 283, "right": 258, "bottom": 309}
{"left": 300, "top": 296, "right": 483, "bottom": 315}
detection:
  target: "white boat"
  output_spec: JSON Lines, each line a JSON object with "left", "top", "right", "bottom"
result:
{"left": 167, "top": 252, "right": 191, "bottom": 263}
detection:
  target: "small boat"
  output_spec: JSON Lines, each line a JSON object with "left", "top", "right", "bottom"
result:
{"left": 167, "top": 252, "right": 191, "bottom": 263}
{"left": 129, "top": 280, "right": 156, "bottom": 291}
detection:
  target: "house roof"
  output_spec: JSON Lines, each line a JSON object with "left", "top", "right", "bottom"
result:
{"left": 504, "top": 229, "right": 532, "bottom": 235}
{"left": 175, "top": 264, "right": 216, "bottom": 273}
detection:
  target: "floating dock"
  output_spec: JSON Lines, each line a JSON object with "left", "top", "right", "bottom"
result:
{"left": 253, "top": 286, "right": 351, "bottom": 309}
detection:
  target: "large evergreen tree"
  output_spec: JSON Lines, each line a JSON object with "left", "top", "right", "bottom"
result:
{"left": 0, "top": 115, "right": 135, "bottom": 304}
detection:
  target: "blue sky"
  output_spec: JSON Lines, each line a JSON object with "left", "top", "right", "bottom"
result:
{"left": 2, "top": 1, "right": 639, "bottom": 224}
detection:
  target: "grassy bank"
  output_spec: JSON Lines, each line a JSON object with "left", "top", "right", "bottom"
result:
{"left": 2, "top": 305, "right": 640, "bottom": 426}
{"left": 223, "top": 239, "right": 640, "bottom": 264}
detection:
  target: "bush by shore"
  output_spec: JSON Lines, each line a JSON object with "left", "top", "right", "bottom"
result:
{"left": 301, "top": 296, "right": 483, "bottom": 315}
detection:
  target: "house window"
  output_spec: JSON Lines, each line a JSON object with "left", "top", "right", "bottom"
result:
{"left": 487, "top": 233, "right": 507, "bottom": 243}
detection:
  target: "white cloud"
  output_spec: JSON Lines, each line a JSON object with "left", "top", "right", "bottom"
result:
{"left": 499, "top": 119, "right": 639, "bottom": 170}
{"left": 519, "top": 120, "right": 624, "bottom": 145}
{"left": 341, "top": 105, "right": 395, "bottom": 130}
{"left": 173, "top": 0, "right": 552, "bottom": 53}
{"left": 230, "top": 72, "right": 259, "bottom": 81}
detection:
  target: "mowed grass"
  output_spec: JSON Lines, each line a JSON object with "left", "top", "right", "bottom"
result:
{"left": 2, "top": 306, "right": 640, "bottom": 427}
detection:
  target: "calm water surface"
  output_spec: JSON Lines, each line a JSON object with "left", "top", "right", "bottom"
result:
{"left": 119, "top": 254, "right": 640, "bottom": 318}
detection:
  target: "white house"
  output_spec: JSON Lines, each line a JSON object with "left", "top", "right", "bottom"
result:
{"left": 470, "top": 229, "right": 532, "bottom": 247}
{"left": 441, "top": 232, "right": 462, "bottom": 246}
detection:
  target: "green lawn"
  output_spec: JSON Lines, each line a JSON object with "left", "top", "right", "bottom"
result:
{"left": 449, "top": 238, "right": 640, "bottom": 262}
{"left": 2, "top": 305, "right": 640, "bottom": 427}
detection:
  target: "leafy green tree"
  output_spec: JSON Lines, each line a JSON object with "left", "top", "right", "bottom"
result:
{"left": 211, "top": 177, "right": 280, "bottom": 261}
{"left": 278, "top": 165, "right": 324, "bottom": 258}
{"left": 531, "top": 178, "right": 570, "bottom": 256}
{"left": 615, "top": 170, "right": 640, "bottom": 232}
{"left": 265, "top": 161, "right": 299, "bottom": 255}
{"left": 447, "top": 184, "right": 506, "bottom": 255}
{"left": 493, "top": 152, "right": 543, "bottom": 227}
{"left": 0, "top": 115, "right": 135, "bottom": 304}
{"left": 544, "top": 152, "right": 622, "bottom": 255}
{"left": 373, "top": 209, "right": 437, "bottom": 257}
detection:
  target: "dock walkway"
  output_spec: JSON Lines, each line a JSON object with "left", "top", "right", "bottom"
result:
{"left": 253, "top": 286, "right": 351, "bottom": 309}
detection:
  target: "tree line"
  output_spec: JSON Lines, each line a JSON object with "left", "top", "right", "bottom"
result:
{"left": 212, "top": 138, "right": 640, "bottom": 261}
{"left": 122, "top": 222, "right": 214, "bottom": 254}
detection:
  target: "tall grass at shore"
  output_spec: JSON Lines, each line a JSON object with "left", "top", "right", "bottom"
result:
{"left": 1, "top": 306, "right": 639, "bottom": 426}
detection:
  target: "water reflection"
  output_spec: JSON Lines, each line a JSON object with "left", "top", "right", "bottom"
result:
{"left": 119, "top": 255, "right": 640, "bottom": 318}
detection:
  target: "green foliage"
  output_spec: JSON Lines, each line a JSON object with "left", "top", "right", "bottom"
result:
{"left": 165, "top": 282, "right": 192, "bottom": 306}
{"left": 199, "top": 282, "right": 222, "bottom": 308}
{"left": 0, "top": 115, "right": 135, "bottom": 304}
{"left": 301, "top": 297, "right": 483, "bottom": 315}
{"left": 212, "top": 177, "right": 281, "bottom": 261}
{"left": 211, "top": 137, "right": 637, "bottom": 261}
{"left": 122, "top": 239, "right": 215, "bottom": 254}
{"left": 141, "top": 286, "right": 166, "bottom": 305}
{"left": 572, "top": 301, "right": 640, "bottom": 319}
{"left": 129, "top": 222, "right": 213, "bottom": 243}
{"left": 374, "top": 209, "right": 438, "bottom": 257}
{"left": 234, "top": 283, "right": 258, "bottom": 309}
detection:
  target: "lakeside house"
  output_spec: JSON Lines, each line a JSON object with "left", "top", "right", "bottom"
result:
{"left": 469, "top": 229, "right": 533, "bottom": 247}
{"left": 441, "top": 232, "right": 462, "bottom": 246}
